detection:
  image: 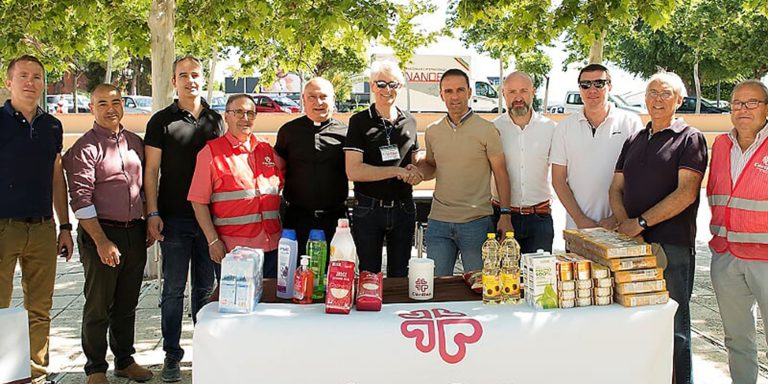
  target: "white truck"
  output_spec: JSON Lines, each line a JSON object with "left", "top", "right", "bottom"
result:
{"left": 372, "top": 54, "right": 500, "bottom": 113}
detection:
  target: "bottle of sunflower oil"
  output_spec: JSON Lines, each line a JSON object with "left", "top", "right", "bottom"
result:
{"left": 481, "top": 233, "right": 501, "bottom": 304}
{"left": 500, "top": 231, "right": 522, "bottom": 304}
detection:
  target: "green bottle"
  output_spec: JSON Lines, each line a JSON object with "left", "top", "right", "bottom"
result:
{"left": 307, "top": 229, "right": 327, "bottom": 300}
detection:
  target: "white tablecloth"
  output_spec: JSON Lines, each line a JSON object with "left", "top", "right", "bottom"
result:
{"left": 194, "top": 300, "right": 677, "bottom": 384}
{"left": 0, "top": 307, "right": 30, "bottom": 384}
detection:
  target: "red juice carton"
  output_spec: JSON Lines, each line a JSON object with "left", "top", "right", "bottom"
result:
{"left": 325, "top": 260, "right": 356, "bottom": 314}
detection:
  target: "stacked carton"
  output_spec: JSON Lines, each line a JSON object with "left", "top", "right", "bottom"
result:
{"left": 522, "top": 251, "right": 558, "bottom": 309}
{"left": 563, "top": 228, "right": 669, "bottom": 307}
{"left": 556, "top": 253, "right": 613, "bottom": 307}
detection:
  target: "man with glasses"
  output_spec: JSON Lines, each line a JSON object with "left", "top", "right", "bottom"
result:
{"left": 275, "top": 78, "right": 348, "bottom": 255}
{"left": 143, "top": 55, "right": 224, "bottom": 382}
{"left": 492, "top": 71, "right": 557, "bottom": 253}
{"left": 417, "top": 68, "right": 513, "bottom": 276}
{"left": 0, "top": 55, "right": 73, "bottom": 384}
{"left": 609, "top": 72, "right": 707, "bottom": 384}
{"left": 344, "top": 61, "right": 421, "bottom": 277}
{"left": 551, "top": 63, "right": 643, "bottom": 229}
{"left": 708, "top": 79, "right": 768, "bottom": 384}
{"left": 188, "top": 94, "right": 283, "bottom": 277}
{"left": 63, "top": 84, "right": 154, "bottom": 384}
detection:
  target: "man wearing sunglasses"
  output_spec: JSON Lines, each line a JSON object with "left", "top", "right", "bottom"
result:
{"left": 344, "top": 61, "right": 421, "bottom": 277}
{"left": 418, "top": 68, "right": 513, "bottom": 276}
{"left": 708, "top": 79, "right": 768, "bottom": 384}
{"left": 188, "top": 94, "right": 283, "bottom": 278}
{"left": 143, "top": 55, "right": 224, "bottom": 382}
{"left": 551, "top": 63, "right": 643, "bottom": 230}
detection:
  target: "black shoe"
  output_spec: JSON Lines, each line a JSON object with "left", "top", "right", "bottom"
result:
{"left": 161, "top": 358, "right": 181, "bottom": 382}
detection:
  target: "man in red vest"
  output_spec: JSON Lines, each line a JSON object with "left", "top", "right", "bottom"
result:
{"left": 708, "top": 79, "right": 768, "bottom": 384}
{"left": 188, "top": 94, "right": 283, "bottom": 277}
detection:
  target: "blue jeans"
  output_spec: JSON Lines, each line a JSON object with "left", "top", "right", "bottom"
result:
{"left": 159, "top": 217, "right": 219, "bottom": 362}
{"left": 425, "top": 216, "right": 494, "bottom": 276}
{"left": 492, "top": 208, "right": 554, "bottom": 254}
{"left": 351, "top": 195, "right": 415, "bottom": 278}
{"left": 661, "top": 243, "right": 695, "bottom": 384}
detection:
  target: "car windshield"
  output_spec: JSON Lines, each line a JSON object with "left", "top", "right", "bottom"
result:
{"left": 273, "top": 97, "right": 298, "bottom": 107}
{"left": 212, "top": 96, "right": 226, "bottom": 105}
{"left": 134, "top": 97, "right": 152, "bottom": 108}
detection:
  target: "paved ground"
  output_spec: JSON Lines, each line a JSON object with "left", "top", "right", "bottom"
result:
{"left": 6, "top": 190, "right": 768, "bottom": 383}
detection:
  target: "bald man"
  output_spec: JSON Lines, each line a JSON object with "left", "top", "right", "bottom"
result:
{"left": 63, "top": 84, "right": 153, "bottom": 383}
{"left": 492, "top": 71, "right": 557, "bottom": 253}
{"left": 274, "top": 78, "right": 348, "bottom": 253}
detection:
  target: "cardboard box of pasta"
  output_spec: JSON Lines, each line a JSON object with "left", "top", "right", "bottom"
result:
{"left": 564, "top": 228, "right": 652, "bottom": 258}
{"left": 613, "top": 267, "right": 664, "bottom": 283}
{"left": 615, "top": 290, "right": 670, "bottom": 307}
{"left": 615, "top": 279, "right": 667, "bottom": 295}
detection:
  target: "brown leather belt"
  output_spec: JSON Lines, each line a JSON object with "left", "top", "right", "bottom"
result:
{"left": 98, "top": 219, "right": 144, "bottom": 228}
{"left": 493, "top": 200, "right": 551, "bottom": 215}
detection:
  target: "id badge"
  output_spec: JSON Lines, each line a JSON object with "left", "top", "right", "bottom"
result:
{"left": 379, "top": 144, "right": 401, "bottom": 162}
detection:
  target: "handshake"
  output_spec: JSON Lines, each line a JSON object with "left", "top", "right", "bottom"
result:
{"left": 396, "top": 164, "right": 424, "bottom": 186}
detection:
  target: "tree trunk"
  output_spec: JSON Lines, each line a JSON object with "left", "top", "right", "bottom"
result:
{"left": 498, "top": 58, "right": 504, "bottom": 115}
{"left": 694, "top": 51, "right": 702, "bottom": 114}
{"left": 588, "top": 30, "right": 607, "bottom": 64}
{"left": 207, "top": 45, "right": 218, "bottom": 104}
{"left": 72, "top": 73, "right": 81, "bottom": 113}
{"left": 149, "top": 0, "right": 175, "bottom": 112}
{"left": 105, "top": 31, "right": 113, "bottom": 84}
{"left": 543, "top": 76, "right": 550, "bottom": 112}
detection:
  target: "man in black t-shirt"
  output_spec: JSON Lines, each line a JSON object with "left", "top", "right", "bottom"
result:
{"left": 143, "top": 55, "right": 224, "bottom": 382}
{"left": 274, "top": 77, "right": 348, "bottom": 255}
{"left": 344, "top": 61, "right": 421, "bottom": 277}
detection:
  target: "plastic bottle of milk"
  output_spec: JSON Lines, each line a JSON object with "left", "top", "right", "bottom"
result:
{"left": 329, "top": 219, "right": 357, "bottom": 266}
{"left": 276, "top": 229, "right": 299, "bottom": 299}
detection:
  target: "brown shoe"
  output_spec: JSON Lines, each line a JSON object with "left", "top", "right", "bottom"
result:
{"left": 86, "top": 372, "right": 110, "bottom": 384}
{"left": 114, "top": 363, "right": 153, "bottom": 382}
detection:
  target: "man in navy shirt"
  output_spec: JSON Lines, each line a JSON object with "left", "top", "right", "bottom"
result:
{"left": 0, "top": 55, "right": 74, "bottom": 384}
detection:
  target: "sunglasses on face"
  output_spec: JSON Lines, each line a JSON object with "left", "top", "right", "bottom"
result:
{"left": 374, "top": 80, "right": 400, "bottom": 90}
{"left": 578, "top": 79, "right": 610, "bottom": 90}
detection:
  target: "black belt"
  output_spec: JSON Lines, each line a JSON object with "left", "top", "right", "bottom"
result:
{"left": 7, "top": 216, "right": 52, "bottom": 224}
{"left": 98, "top": 219, "right": 144, "bottom": 228}
{"left": 286, "top": 202, "right": 346, "bottom": 218}
{"left": 353, "top": 193, "right": 413, "bottom": 209}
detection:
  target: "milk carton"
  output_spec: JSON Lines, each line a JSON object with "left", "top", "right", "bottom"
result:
{"left": 218, "top": 246, "right": 264, "bottom": 313}
{"left": 522, "top": 251, "right": 558, "bottom": 310}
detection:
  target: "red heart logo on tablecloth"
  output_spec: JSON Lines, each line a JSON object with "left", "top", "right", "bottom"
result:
{"left": 398, "top": 308, "right": 483, "bottom": 364}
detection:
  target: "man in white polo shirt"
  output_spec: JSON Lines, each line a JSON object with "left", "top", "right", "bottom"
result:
{"left": 551, "top": 64, "right": 643, "bottom": 229}
{"left": 492, "top": 71, "right": 557, "bottom": 253}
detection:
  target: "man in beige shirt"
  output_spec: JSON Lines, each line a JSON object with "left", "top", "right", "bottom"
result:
{"left": 419, "top": 69, "right": 512, "bottom": 276}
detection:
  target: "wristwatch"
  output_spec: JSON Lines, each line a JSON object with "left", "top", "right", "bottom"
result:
{"left": 499, "top": 207, "right": 512, "bottom": 215}
{"left": 637, "top": 216, "right": 649, "bottom": 230}
{"left": 59, "top": 223, "right": 73, "bottom": 231}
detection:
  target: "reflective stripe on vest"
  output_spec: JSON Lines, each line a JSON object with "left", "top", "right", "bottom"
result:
{"left": 728, "top": 197, "right": 768, "bottom": 212}
{"left": 210, "top": 188, "right": 260, "bottom": 203}
{"left": 213, "top": 210, "right": 280, "bottom": 226}
{"left": 708, "top": 194, "right": 729, "bottom": 207}
{"left": 710, "top": 225, "right": 727, "bottom": 237}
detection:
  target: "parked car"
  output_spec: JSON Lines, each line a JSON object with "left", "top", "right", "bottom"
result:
{"left": 546, "top": 104, "right": 566, "bottom": 114}
{"left": 564, "top": 91, "right": 646, "bottom": 114}
{"left": 252, "top": 94, "right": 301, "bottom": 113}
{"left": 122, "top": 95, "right": 153, "bottom": 113}
{"left": 46, "top": 94, "right": 90, "bottom": 113}
{"left": 676, "top": 97, "right": 729, "bottom": 114}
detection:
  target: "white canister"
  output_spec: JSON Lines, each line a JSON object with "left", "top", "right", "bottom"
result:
{"left": 408, "top": 258, "right": 435, "bottom": 300}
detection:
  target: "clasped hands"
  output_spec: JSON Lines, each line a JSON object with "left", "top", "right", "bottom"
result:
{"left": 396, "top": 164, "right": 423, "bottom": 186}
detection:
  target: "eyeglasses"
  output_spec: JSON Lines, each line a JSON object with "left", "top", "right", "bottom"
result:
{"left": 374, "top": 80, "right": 400, "bottom": 90}
{"left": 731, "top": 100, "right": 767, "bottom": 110}
{"left": 578, "top": 79, "right": 610, "bottom": 90}
{"left": 226, "top": 109, "right": 257, "bottom": 120}
{"left": 647, "top": 90, "right": 675, "bottom": 100}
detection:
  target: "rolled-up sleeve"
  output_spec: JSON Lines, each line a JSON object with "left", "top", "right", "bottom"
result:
{"left": 63, "top": 144, "right": 98, "bottom": 219}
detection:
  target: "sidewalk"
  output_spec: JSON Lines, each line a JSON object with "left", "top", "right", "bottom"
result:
{"left": 7, "top": 190, "right": 767, "bottom": 383}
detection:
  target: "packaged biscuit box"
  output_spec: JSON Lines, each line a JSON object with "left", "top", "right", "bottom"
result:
{"left": 615, "top": 279, "right": 667, "bottom": 295}
{"left": 615, "top": 291, "right": 670, "bottom": 307}
{"left": 613, "top": 267, "right": 664, "bottom": 283}
{"left": 578, "top": 254, "right": 658, "bottom": 272}
{"left": 564, "top": 228, "right": 652, "bottom": 258}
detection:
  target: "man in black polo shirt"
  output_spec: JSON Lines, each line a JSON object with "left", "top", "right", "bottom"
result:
{"left": 0, "top": 55, "right": 74, "bottom": 384}
{"left": 609, "top": 71, "right": 707, "bottom": 384}
{"left": 344, "top": 61, "right": 421, "bottom": 277}
{"left": 275, "top": 77, "right": 348, "bottom": 255}
{"left": 143, "top": 55, "right": 224, "bottom": 382}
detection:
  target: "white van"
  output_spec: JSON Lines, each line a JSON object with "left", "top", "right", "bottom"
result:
{"left": 564, "top": 91, "right": 646, "bottom": 114}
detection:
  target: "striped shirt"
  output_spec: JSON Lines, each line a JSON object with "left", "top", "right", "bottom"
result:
{"left": 729, "top": 122, "right": 768, "bottom": 183}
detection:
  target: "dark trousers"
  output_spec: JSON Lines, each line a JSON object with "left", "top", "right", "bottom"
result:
{"left": 661, "top": 243, "right": 695, "bottom": 384}
{"left": 283, "top": 203, "right": 347, "bottom": 264}
{"left": 492, "top": 207, "right": 554, "bottom": 253}
{"left": 78, "top": 222, "right": 147, "bottom": 375}
{"left": 351, "top": 194, "right": 415, "bottom": 277}
{"left": 159, "top": 216, "right": 219, "bottom": 362}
